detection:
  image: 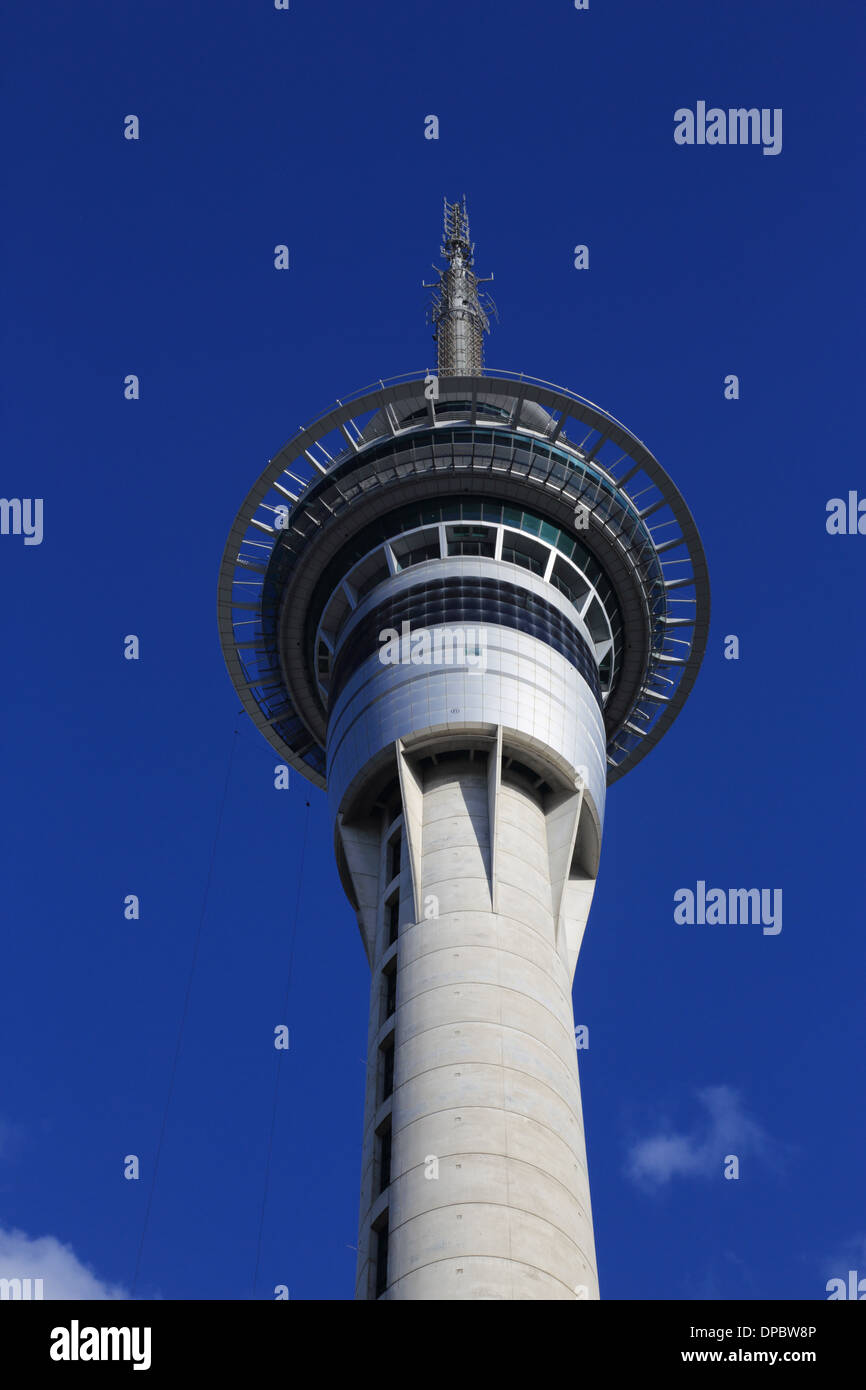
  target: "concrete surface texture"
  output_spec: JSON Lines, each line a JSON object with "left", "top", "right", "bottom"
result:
{"left": 349, "top": 750, "right": 600, "bottom": 1300}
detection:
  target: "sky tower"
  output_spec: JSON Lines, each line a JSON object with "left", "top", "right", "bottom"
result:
{"left": 217, "top": 198, "right": 710, "bottom": 1300}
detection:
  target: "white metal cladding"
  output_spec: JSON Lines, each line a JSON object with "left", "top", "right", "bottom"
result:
{"left": 326, "top": 636, "right": 607, "bottom": 826}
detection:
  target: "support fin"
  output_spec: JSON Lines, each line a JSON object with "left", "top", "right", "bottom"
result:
{"left": 396, "top": 739, "right": 424, "bottom": 923}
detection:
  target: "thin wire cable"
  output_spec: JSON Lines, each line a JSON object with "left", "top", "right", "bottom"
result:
{"left": 251, "top": 798, "right": 311, "bottom": 1299}
{"left": 131, "top": 718, "right": 242, "bottom": 1298}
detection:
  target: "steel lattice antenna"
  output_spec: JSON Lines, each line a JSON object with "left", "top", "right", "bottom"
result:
{"left": 424, "top": 196, "right": 495, "bottom": 377}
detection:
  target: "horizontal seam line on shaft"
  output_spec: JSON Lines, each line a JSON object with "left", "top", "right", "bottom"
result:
{"left": 401, "top": 909, "right": 574, "bottom": 974}
{"left": 389, "top": 1058, "right": 585, "bottom": 1129}
{"left": 401, "top": 932, "right": 564, "bottom": 973}
{"left": 394, "top": 963, "right": 573, "bottom": 1020}
{"left": 386, "top": 1255, "right": 591, "bottom": 1301}
{"left": 386, "top": 1200, "right": 596, "bottom": 1268}
{"left": 393, "top": 1151, "right": 593, "bottom": 1218}
{"left": 379, "top": 1104, "right": 590, "bottom": 1174}
{"left": 390, "top": 1014, "right": 581, "bottom": 1082}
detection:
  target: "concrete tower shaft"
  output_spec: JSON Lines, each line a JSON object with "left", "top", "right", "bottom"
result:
{"left": 347, "top": 749, "right": 600, "bottom": 1300}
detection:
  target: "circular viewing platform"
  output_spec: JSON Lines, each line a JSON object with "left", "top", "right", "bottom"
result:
{"left": 217, "top": 371, "right": 710, "bottom": 789}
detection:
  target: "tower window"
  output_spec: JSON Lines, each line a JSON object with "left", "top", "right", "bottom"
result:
{"left": 386, "top": 894, "right": 399, "bottom": 946}
{"left": 378, "top": 1120, "right": 392, "bottom": 1195}
{"left": 381, "top": 1037, "right": 395, "bottom": 1101}
{"left": 446, "top": 523, "right": 495, "bottom": 558}
{"left": 383, "top": 961, "right": 397, "bottom": 1023}
{"left": 374, "top": 1213, "right": 389, "bottom": 1298}
{"left": 388, "top": 834, "right": 401, "bottom": 882}
{"left": 502, "top": 541, "right": 544, "bottom": 575}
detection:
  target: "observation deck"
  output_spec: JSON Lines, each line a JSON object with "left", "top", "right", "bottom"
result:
{"left": 217, "top": 369, "right": 710, "bottom": 791}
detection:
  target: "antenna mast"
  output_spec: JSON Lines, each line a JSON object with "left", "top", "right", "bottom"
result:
{"left": 424, "top": 197, "right": 494, "bottom": 377}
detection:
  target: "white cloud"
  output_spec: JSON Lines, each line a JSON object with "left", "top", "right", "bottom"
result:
{"left": 0, "top": 1227, "right": 128, "bottom": 1300}
{"left": 821, "top": 1232, "right": 866, "bottom": 1284}
{"left": 625, "top": 1085, "right": 771, "bottom": 1189}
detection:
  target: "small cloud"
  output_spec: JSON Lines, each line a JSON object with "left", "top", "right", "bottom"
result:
{"left": 0, "top": 1227, "right": 128, "bottom": 1299}
{"left": 820, "top": 1232, "right": 866, "bottom": 1285}
{"left": 625, "top": 1085, "right": 772, "bottom": 1190}
{"left": 681, "top": 1250, "right": 757, "bottom": 1301}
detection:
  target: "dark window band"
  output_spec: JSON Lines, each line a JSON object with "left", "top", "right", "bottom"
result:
{"left": 330, "top": 576, "right": 602, "bottom": 708}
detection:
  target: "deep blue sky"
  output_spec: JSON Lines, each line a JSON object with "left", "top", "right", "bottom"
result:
{"left": 1, "top": 0, "right": 863, "bottom": 1301}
